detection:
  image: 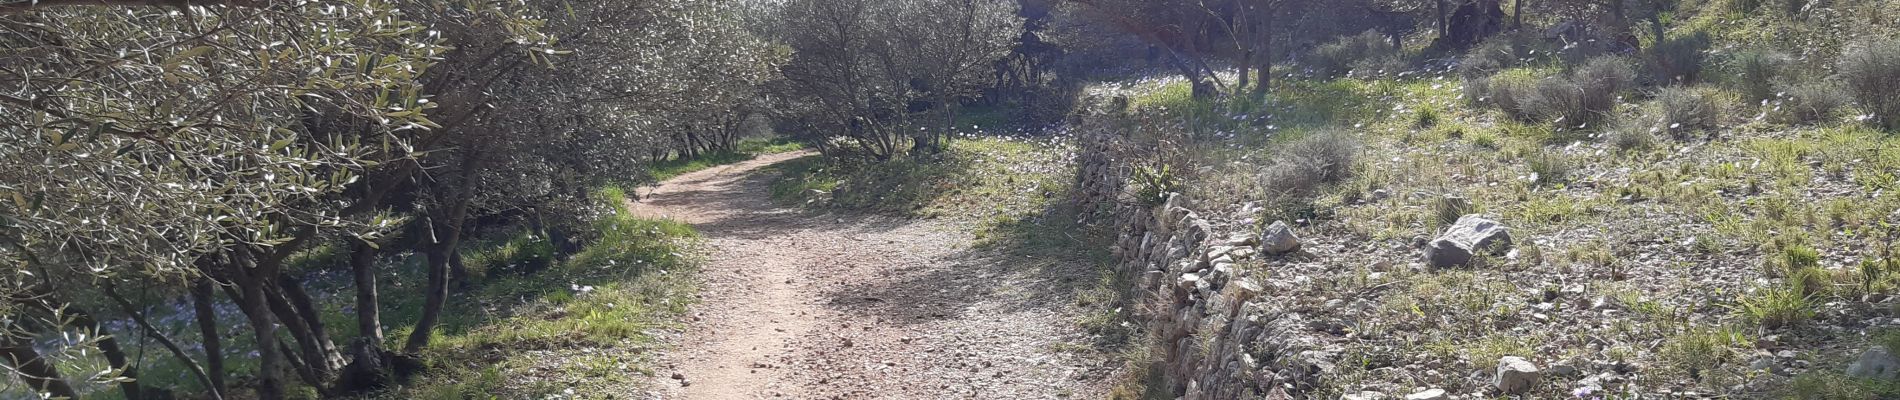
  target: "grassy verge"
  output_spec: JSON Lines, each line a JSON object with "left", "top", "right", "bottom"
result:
{"left": 361, "top": 186, "right": 700, "bottom": 398}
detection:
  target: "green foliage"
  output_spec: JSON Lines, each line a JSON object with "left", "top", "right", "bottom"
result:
{"left": 1838, "top": 38, "right": 1900, "bottom": 131}
{"left": 1659, "top": 327, "right": 1750, "bottom": 379}
{"left": 462, "top": 232, "right": 556, "bottom": 279}
{"left": 1737, "top": 285, "right": 1815, "bottom": 329}
{"left": 394, "top": 189, "right": 699, "bottom": 397}
{"left": 1132, "top": 164, "right": 1181, "bottom": 206}
{"left": 1527, "top": 150, "right": 1573, "bottom": 186}
{"left": 737, "top": 137, "right": 808, "bottom": 155}
{"left": 1413, "top": 107, "right": 1441, "bottom": 129}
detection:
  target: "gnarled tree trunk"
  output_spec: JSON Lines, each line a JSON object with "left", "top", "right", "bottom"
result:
{"left": 190, "top": 278, "right": 228, "bottom": 398}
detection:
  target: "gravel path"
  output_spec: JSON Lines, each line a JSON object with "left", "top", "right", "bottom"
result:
{"left": 634, "top": 151, "right": 1114, "bottom": 400}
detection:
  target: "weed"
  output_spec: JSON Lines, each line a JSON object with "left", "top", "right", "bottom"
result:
{"left": 1413, "top": 107, "right": 1441, "bottom": 129}
{"left": 1527, "top": 150, "right": 1573, "bottom": 185}
{"left": 1736, "top": 285, "right": 1815, "bottom": 329}
{"left": 1132, "top": 164, "right": 1181, "bottom": 206}
{"left": 1608, "top": 115, "right": 1659, "bottom": 152}
{"left": 1659, "top": 327, "right": 1751, "bottom": 380}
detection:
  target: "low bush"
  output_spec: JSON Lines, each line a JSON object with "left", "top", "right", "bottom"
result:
{"left": 1132, "top": 163, "right": 1181, "bottom": 206}
{"left": 1468, "top": 70, "right": 1538, "bottom": 117}
{"left": 1839, "top": 38, "right": 1900, "bottom": 130}
{"left": 1729, "top": 49, "right": 1792, "bottom": 103}
{"left": 1773, "top": 80, "right": 1853, "bottom": 124}
{"left": 1607, "top": 115, "right": 1658, "bottom": 152}
{"left": 1527, "top": 150, "right": 1573, "bottom": 185}
{"left": 1478, "top": 57, "right": 1635, "bottom": 127}
{"left": 1575, "top": 56, "right": 1640, "bottom": 97}
{"left": 1649, "top": 31, "right": 1713, "bottom": 84}
{"left": 1310, "top": 31, "right": 1401, "bottom": 78}
{"left": 1261, "top": 130, "right": 1361, "bottom": 199}
{"left": 1653, "top": 86, "right": 1726, "bottom": 137}
{"left": 1459, "top": 31, "right": 1546, "bottom": 78}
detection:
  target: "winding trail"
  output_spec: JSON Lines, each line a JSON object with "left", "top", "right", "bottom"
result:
{"left": 633, "top": 151, "right": 1114, "bottom": 399}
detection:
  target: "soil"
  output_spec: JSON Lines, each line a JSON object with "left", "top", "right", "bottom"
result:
{"left": 633, "top": 151, "right": 1115, "bottom": 399}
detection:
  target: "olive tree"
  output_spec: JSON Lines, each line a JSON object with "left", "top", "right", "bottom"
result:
{"left": 771, "top": 0, "right": 1021, "bottom": 159}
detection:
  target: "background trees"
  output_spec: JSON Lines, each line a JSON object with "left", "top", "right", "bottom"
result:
{"left": 769, "top": 0, "right": 1022, "bottom": 159}
{"left": 1, "top": 0, "right": 777, "bottom": 398}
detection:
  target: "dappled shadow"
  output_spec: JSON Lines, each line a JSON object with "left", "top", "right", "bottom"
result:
{"left": 810, "top": 199, "right": 1121, "bottom": 331}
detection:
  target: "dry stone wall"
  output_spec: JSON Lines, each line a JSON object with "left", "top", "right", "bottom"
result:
{"left": 1073, "top": 132, "right": 1323, "bottom": 399}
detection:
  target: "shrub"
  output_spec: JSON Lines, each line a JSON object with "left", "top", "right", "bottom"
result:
{"left": 1653, "top": 86, "right": 1725, "bottom": 137}
{"left": 1507, "top": 56, "right": 1634, "bottom": 127}
{"left": 1838, "top": 39, "right": 1900, "bottom": 131}
{"left": 1649, "top": 32, "right": 1713, "bottom": 84}
{"left": 1474, "top": 75, "right": 1533, "bottom": 120}
{"left": 1462, "top": 76, "right": 1490, "bottom": 106}
{"left": 1262, "top": 130, "right": 1361, "bottom": 198}
{"left": 1607, "top": 115, "right": 1658, "bottom": 152}
{"left": 1310, "top": 31, "right": 1401, "bottom": 78}
{"left": 1774, "top": 80, "right": 1853, "bottom": 124}
{"left": 1132, "top": 164, "right": 1181, "bottom": 206}
{"left": 1522, "top": 78, "right": 1588, "bottom": 124}
{"left": 1527, "top": 150, "right": 1573, "bottom": 185}
{"left": 1474, "top": 61, "right": 1635, "bottom": 128}
{"left": 1576, "top": 56, "right": 1639, "bottom": 95}
{"left": 1729, "top": 50, "right": 1792, "bottom": 103}
{"left": 1459, "top": 31, "right": 1545, "bottom": 78}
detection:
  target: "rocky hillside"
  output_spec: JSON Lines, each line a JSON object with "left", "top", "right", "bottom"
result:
{"left": 1080, "top": 2, "right": 1900, "bottom": 398}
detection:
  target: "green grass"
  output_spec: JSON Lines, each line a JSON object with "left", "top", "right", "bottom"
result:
{"left": 378, "top": 186, "right": 700, "bottom": 398}
{"left": 768, "top": 136, "right": 1069, "bottom": 222}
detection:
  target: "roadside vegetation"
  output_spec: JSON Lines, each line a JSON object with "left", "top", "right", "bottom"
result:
{"left": 1081, "top": 0, "right": 1900, "bottom": 397}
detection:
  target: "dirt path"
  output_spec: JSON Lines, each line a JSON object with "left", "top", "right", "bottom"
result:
{"left": 634, "top": 151, "right": 1114, "bottom": 400}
